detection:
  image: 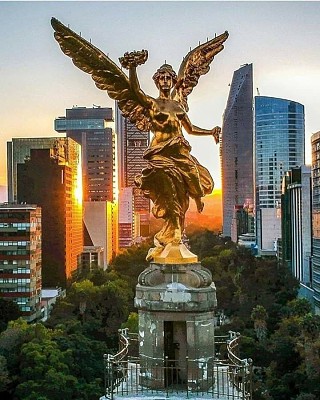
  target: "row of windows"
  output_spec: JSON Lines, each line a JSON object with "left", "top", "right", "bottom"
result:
{"left": 0, "top": 287, "right": 31, "bottom": 292}
{"left": 0, "top": 278, "right": 30, "bottom": 283}
{"left": 0, "top": 269, "right": 31, "bottom": 274}
{"left": 14, "top": 297, "right": 30, "bottom": 303}
{"left": 0, "top": 213, "right": 30, "bottom": 220}
{"left": 0, "top": 223, "right": 31, "bottom": 228}
{"left": 0, "top": 241, "right": 29, "bottom": 246}
{"left": 0, "top": 260, "right": 30, "bottom": 265}
{"left": 0, "top": 250, "right": 30, "bottom": 255}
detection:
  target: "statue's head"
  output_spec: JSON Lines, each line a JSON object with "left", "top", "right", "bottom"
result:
{"left": 153, "top": 64, "right": 177, "bottom": 90}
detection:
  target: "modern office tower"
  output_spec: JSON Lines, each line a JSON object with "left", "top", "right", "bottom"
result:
{"left": 54, "top": 106, "right": 116, "bottom": 202}
{"left": 55, "top": 106, "right": 118, "bottom": 266}
{"left": 0, "top": 204, "right": 41, "bottom": 322}
{"left": 311, "top": 131, "right": 320, "bottom": 314}
{"left": 7, "top": 137, "right": 63, "bottom": 203}
{"left": 255, "top": 96, "right": 305, "bottom": 256}
{"left": 281, "top": 165, "right": 313, "bottom": 302}
{"left": 221, "top": 63, "right": 254, "bottom": 240}
{"left": 116, "top": 107, "right": 150, "bottom": 238}
{"left": 16, "top": 144, "right": 83, "bottom": 288}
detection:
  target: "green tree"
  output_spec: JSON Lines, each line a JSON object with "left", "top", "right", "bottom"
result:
{"left": 121, "top": 312, "right": 139, "bottom": 333}
{"left": 0, "top": 299, "right": 21, "bottom": 333}
{"left": 251, "top": 305, "right": 268, "bottom": 342}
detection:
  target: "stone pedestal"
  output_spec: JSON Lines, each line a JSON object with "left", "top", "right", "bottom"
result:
{"left": 134, "top": 244, "right": 217, "bottom": 391}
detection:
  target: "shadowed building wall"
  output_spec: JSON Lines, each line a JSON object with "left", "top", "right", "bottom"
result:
{"left": 17, "top": 146, "right": 82, "bottom": 288}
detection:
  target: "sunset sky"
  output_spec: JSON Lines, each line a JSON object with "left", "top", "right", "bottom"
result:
{"left": 1, "top": 1, "right": 320, "bottom": 197}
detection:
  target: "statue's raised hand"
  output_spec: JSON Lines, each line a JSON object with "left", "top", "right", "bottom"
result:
{"left": 119, "top": 50, "right": 148, "bottom": 69}
{"left": 212, "top": 126, "right": 221, "bottom": 144}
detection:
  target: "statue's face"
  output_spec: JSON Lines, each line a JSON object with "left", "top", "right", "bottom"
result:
{"left": 158, "top": 72, "right": 174, "bottom": 91}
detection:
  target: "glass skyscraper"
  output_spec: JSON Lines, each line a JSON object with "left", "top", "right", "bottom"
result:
{"left": 255, "top": 96, "right": 305, "bottom": 255}
{"left": 221, "top": 64, "right": 254, "bottom": 240}
{"left": 311, "top": 131, "right": 320, "bottom": 314}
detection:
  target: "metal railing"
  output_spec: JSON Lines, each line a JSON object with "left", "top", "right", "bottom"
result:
{"left": 102, "top": 329, "right": 253, "bottom": 399}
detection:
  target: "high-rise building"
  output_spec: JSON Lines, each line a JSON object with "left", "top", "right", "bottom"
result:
{"left": 16, "top": 143, "right": 83, "bottom": 288}
{"left": 55, "top": 106, "right": 118, "bottom": 266}
{"left": 54, "top": 106, "right": 116, "bottom": 202}
{"left": 0, "top": 204, "right": 41, "bottom": 322}
{"left": 7, "top": 137, "right": 66, "bottom": 203}
{"left": 281, "top": 165, "right": 313, "bottom": 302}
{"left": 116, "top": 107, "right": 150, "bottom": 240}
{"left": 221, "top": 64, "right": 254, "bottom": 240}
{"left": 311, "top": 131, "right": 320, "bottom": 314}
{"left": 254, "top": 96, "right": 305, "bottom": 256}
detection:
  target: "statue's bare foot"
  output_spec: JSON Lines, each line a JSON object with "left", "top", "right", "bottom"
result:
{"left": 195, "top": 197, "right": 204, "bottom": 213}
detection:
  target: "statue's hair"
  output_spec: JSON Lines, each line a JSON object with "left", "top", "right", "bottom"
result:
{"left": 152, "top": 64, "right": 177, "bottom": 86}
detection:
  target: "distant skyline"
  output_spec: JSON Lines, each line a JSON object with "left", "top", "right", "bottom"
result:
{"left": 1, "top": 1, "right": 320, "bottom": 196}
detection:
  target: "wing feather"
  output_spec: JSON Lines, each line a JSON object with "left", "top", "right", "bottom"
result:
{"left": 172, "top": 31, "right": 229, "bottom": 111}
{"left": 51, "top": 18, "right": 151, "bottom": 131}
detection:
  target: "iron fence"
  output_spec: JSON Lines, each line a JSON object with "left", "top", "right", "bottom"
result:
{"left": 102, "top": 329, "right": 253, "bottom": 400}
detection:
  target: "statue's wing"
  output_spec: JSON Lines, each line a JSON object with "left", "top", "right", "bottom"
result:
{"left": 51, "top": 18, "right": 151, "bottom": 131}
{"left": 172, "top": 31, "right": 229, "bottom": 111}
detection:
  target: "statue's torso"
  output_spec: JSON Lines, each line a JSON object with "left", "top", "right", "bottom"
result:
{"left": 150, "top": 98, "right": 185, "bottom": 146}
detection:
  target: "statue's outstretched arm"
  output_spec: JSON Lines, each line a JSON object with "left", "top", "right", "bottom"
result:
{"left": 182, "top": 114, "right": 220, "bottom": 144}
{"left": 119, "top": 50, "right": 152, "bottom": 110}
{"left": 129, "top": 67, "right": 152, "bottom": 110}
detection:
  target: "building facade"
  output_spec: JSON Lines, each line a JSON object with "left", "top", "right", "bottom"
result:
{"left": 55, "top": 106, "right": 118, "bottom": 265}
{"left": 254, "top": 96, "right": 305, "bottom": 255}
{"left": 80, "top": 246, "right": 104, "bottom": 272}
{"left": 116, "top": 108, "right": 150, "bottom": 240}
{"left": 0, "top": 204, "right": 41, "bottom": 322}
{"left": 221, "top": 63, "right": 254, "bottom": 240}
{"left": 16, "top": 143, "right": 83, "bottom": 288}
{"left": 7, "top": 137, "right": 66, "bottom": 203}
{"left": 54, "top": 106, "right": 116, "bottom": 202}
{"left": 311, "top": 131, "right": 320, "bottom": 314}
{"left": 281, "top": 165, "right": 313, "bottom": 302}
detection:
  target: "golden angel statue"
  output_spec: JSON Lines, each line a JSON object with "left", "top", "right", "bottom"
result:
{"left": 51, "top": 18, "right": 228, "bottom": 261}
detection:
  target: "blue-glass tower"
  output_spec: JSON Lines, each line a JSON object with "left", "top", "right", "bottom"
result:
{"left": 255, "top": 96, "right": 305, "bottom": 255}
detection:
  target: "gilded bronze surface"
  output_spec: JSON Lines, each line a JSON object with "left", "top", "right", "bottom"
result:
{"left": 51, "top": 18, "right": 228, "bottom": 261}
